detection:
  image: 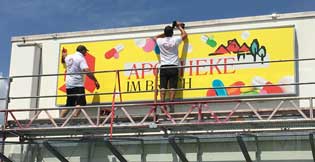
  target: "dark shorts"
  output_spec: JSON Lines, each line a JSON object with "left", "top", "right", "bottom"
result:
{"left": 160, "top": 65, "right": 179, "bottom": 89}
{"left": 66, "top": 87, "right": 86, "bottom": 106}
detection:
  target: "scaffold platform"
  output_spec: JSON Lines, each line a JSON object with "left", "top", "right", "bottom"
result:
{"left": 2, "top": 96, "right": 315, "bottom": 138}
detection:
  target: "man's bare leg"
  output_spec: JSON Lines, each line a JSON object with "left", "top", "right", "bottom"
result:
{"left": 169, "top": 89, "right": 176, "bottom": 113}
{"left": 73, "top": 105, "right": 81, "bottom": 117}
{"left": 60, "top": 109, "right": 69, "bottom": 118}
{"left": 160, "top": 88, "right": 166, "bottom": 102}
{"left": 153, "top": 89, "right": 166, "bottom": 122}
{"left": 160, "top": 88, "right": 167, "bottom": 111}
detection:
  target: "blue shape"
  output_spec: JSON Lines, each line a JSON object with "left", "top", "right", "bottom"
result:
{"left": 154, "top": 44, "right": 160, "bottom": 55}
{"left": 212, "top": 79, "right": 228, "bottom": 96}
{"left": 250, "top": 39, "right": 259, "bottom": 54}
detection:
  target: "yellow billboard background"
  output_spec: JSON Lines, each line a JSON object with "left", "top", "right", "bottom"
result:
{"left": 57, "top": 26, "right": 295, "bottom": 105}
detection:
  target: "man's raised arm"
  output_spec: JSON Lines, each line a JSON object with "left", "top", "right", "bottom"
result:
{"left": 177, "top": 22, "right": 187, "bottom": 40}
{"left": 154, "top": 33, "right": 165, "bottom": 42}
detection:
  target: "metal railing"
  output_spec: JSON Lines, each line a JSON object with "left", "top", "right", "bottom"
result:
{"left": 4, "top": 57, "right": 315, "bottom": 102}
{"left": 0, "top": 58, "right": 315, "bottom": 137}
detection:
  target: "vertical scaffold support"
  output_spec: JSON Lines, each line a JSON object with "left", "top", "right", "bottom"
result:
{"left": 309, "top": 133, "right": 315, "bottom": 162}
{"left": 104, "top": 137, "right": 146, "bottom": 162}
{"left": 104, "top": 139, "right": 127, "bottom": 162}
{"left": 43, "top": 141, "right": 69, "bottom": 162}
{"left": 168, "top": 136, "right": 188, "bottom": 162}
{"left": 0, "top": 153, "right": 13, "bottom": 162}
{"left": 236, "top": 135, "right": 253, "bottom": 162}
{"left": 140, "top": 140, "right": 146, "bottom": 162}
{"left": 168, "top": 136, "right": 201, "bottom": 162}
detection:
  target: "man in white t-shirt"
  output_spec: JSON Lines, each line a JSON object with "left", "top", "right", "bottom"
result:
{"left": 154, "top": 21, "right": 187, "bottom": 105}
{"left": 61, "top": 45, "right": 100, "bottom": 117}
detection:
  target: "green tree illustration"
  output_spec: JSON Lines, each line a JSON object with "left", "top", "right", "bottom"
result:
{"left": 258, "top": 46, "right": 266, "bottom": 63}
{"left": 250, "top": 39, "right": 259, "bottom": 62}
{"left": 250, "top": 39, "right": 266, "bottom": 63}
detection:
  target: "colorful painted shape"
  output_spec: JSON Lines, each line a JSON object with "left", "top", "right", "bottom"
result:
{"left": 154, "top": 44, "right": 160, "bottom": 54}
{"left": 252, "top": 76, "right": 267, "bottom": 90}
{"left": 201, "top": 35, "right": 217, "bottom": 47}
{"left": 206, "top": 89, "right": 217, "bottom": 97}
{"left": 143, "top": 38, "right": 156, "bottom": 52}
{"left": 240, "top": 86, "right": 254, "bottom": 93}
{"left": 242, "top": 90, "right": 259, "bottom": 95}
{"left": 104, "top": 44, "right": 124, "bottom": 59}
{"left": 262, "top": 82, "right": 284, "bottom": 94}
{"left": 227, "top": 81, "right": 245, "bottom": 96}
{"left": 212, "top": 79, "right": 228, "bottom": 96}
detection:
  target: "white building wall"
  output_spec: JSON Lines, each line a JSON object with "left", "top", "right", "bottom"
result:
{"left": 9, "top": 45, "right": 41, "bottom": 119}
{"left": 8, "top": 11, "right": 315, "bottom": 119}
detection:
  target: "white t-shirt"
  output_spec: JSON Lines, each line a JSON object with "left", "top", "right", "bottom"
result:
{"left": 156, "top": 36, "right": 182, "bottom": 65}
{"left": 65, "top": 52, "right": 88, "bottom": 88}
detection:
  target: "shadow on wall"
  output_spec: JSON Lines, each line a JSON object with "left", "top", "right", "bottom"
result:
{"left": 91, "top": 92, "right": 100, "bottom": 104}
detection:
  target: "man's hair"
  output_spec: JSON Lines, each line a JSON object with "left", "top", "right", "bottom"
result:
{"left": 164, "top": 26, "right": 174, "bottom": 37}
{"left": 76, "top": 45, "right": 88, "bottom": 53}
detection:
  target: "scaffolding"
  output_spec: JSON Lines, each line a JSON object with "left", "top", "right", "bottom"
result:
{"left": 1, "top": 58, "right": 315, "bottom": 161}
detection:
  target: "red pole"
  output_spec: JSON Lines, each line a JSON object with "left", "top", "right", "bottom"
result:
{"left": 153, "top": 67, "right": 158, "bottom": 122}
{"left": 117, "top": 70, "right": 123, "bottom": 102}
{"left": 154, "top": 67, "right": 158, "bottom": 103}
{"left": 109, "top": 71, "right": 118, "bottom": 140}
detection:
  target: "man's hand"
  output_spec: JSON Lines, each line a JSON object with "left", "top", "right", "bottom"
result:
{"left": 95, "top": 81, "right": 100, "bottom": 89}
{"left": 175, "top": 21, "right": 185, "bottom": 29}
{"left": 176, "top": 21, "right": 183, "bottom": 27}
{"left": 176, "top": 21, "right": 187, "bottom": 40}
{"left": 83, "top": 68, "right": 100, "bottom": 89}
{"left": 61, "top": 48, "right": 67, "bottom": 63}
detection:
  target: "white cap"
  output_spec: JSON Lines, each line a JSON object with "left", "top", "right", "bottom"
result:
{"left": 201, "top": 35, "right": 208, "bottom": 43}
{"left": 134, "top": 39, "right": 146, "bottom": 48}
{"left": 278, "top": 76, "right": 295, "bottom": 93}
{"left": 115, "top": 44, "right": 124, "bottom": 52}
{"left": 252, "top": 76, "right": 267, "bottom": 89}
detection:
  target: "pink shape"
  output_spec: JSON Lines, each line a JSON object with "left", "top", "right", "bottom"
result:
{"left": 143, "top": 38, "right": 156, "bottom": 52}
{"left": 113, "top": 52, "right": 119, "bottom": 59}
{"left": 259, "top": 89, "right": 268, "bottom": 95}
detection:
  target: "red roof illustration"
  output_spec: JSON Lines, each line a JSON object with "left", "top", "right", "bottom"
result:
{"left": 226, "top": 39, "right": 240, "bottom": 53}
{"left": 239, "top": 43, "right": 250, "bottom": 52}
{"left": 210, "top": 39, "right": 250, "bottom": 55}
{"left": 214, "top": 45, "right": 229, "bottom": 54}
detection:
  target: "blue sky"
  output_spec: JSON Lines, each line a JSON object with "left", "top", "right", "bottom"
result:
{"left": 1, "top": 0, "right": 315, "bottom": 77}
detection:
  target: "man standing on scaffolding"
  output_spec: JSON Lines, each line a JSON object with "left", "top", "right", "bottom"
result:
{"left": 154, "top": 21, "right": 187, "bottom": 112}
{"left": 61, "top": 45, "right": 100, "bottom": 118}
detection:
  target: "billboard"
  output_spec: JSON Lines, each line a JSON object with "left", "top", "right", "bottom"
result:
{"left": 57, "top": 26, "right": 295, "bottom": 105}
